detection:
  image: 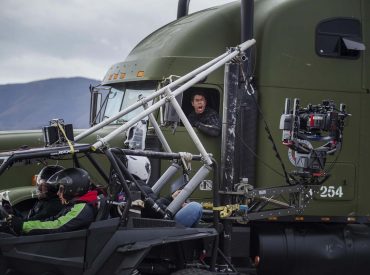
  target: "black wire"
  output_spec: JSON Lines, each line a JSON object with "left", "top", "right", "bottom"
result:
{"left": 237, "top": 135, "right": 285, "bottom": 178}
{"left": 239, "top": 63, "right": 293, "bottom": 185}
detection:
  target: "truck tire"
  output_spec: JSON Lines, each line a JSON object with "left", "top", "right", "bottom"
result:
{"left": 171, "top": 268, "right": 213, "bottom": 275}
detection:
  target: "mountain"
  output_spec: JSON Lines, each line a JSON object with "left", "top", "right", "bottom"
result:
{"left": 0, "top": 77, "right": 100, "bottom": 131}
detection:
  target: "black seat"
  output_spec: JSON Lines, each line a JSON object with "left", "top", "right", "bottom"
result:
{"left": 95, "top": 194, "right": 110, "bottom": 221}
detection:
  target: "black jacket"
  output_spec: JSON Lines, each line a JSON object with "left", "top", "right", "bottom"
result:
{"left": 26, "top": 196, "right": 63, "bottom": 221}
{"left": 188, "top": 107, "right": 221, "bottom": 137}
{"left": 20, "top": 191, "right": 97, "bottom": 235}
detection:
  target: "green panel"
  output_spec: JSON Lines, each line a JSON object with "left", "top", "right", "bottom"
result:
{"left": 304, "top": 163, "right": 356, "bottom": 216}
{"left": 356, "top": 94, "right": 370, "bottom": 216}
{"left": 311, "top": 164, "right": 355, "bottom": 202}
{"left": 257, "top": 0, "right": 364, "bottom": 92}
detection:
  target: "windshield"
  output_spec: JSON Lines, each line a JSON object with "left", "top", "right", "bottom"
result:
{"left": 104, "top": 84, "right": 156, "bottom": 124}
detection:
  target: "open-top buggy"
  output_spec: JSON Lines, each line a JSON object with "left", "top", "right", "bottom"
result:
{"left": 0, "top": 143, "right": 219, "bottom": 275}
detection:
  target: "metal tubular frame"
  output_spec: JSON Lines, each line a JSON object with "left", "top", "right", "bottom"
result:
{"left": 143, "top": 101, "right": 172, "bottom": 154}
{"left": 78, "top": 40, "right": 255, "bottom": 215}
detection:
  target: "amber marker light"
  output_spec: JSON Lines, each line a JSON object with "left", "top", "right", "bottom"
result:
{"left": 136, "top": 71, "right": 145, "bottom": 77}
{"left": 113, "top": 73, "right": 118, "bottom": 80}
{"left": 120, "top": 73, "right": 126, "bottom": 79}
{"left": 295, "top": 216, "right": 304, "bottom": 221}
{"left": 31, "top": 175, "right": 38, "bottom": 186}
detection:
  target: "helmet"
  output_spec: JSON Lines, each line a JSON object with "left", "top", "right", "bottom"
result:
{"left": 47, "top": 168, "right": 90, "bottom": 200}
{"left": 36, "top": 165, "right": 64, "bottom": 199}
{"left": 126, "top": 155, "right": 151, "bottom": 183}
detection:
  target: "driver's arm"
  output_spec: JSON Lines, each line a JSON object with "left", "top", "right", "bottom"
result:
{"left": 12, "top": 203, "right": 95, "bottom": 235}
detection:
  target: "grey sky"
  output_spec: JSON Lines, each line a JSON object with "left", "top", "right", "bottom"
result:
{"left": 0, "top": 0, "right": 236, "bottom": 84}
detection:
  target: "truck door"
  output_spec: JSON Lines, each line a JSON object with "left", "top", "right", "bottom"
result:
{"left": 160, "top": 85, "right": 222, "bottom": 200}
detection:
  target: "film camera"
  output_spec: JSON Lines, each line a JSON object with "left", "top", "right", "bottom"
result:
{"left": 43, "top": 119, "right": 74, "bottom": 147}
{"left": 279, "top": 98, "right": 350, "bottom": 183}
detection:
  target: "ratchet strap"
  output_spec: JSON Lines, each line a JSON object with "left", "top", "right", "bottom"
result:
{"left": 202, "top": 202, "right": 247, "bottom": 218}
{"left": 57, "top": 122, "right": 75, "bottom": 154}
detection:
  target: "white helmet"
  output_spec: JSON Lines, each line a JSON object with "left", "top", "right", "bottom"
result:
{"left": 126, "top": 155, "right": 151, "bottom": 183}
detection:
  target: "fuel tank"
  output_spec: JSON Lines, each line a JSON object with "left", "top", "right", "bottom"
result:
{"left": 254, "top": 223, "right": 370, "bottom": 275}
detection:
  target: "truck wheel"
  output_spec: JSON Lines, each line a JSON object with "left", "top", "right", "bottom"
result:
{"left": 171, "top": 268, "right": 213, "bottom": 275}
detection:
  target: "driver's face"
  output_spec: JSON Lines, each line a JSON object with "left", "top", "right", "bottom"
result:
{"left": 57, "top": 185, "right": 68, "bottom": 205}
{"left": 191, "top": 95, "right": 207, "bottom": 114}
{"left": 37, "top": 180, "right": 48, "bottom": 199}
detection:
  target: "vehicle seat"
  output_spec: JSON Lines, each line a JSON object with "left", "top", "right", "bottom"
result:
{"left": 95, "top": 194, "right": 110, "bottom": 221}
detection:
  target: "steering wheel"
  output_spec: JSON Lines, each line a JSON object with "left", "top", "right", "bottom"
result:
{"left": 0, "top": 205, "right": 18, "bottom": 236}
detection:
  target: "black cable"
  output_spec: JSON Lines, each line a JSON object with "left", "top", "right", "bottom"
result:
{"left": 239, "top": 63, "right": 293, "bottom": 185}
{"left": 237, "top": 135, "right": 285, "bottom": 178}
{"left": 105, "top": 149, "right": 132, "bottom": 226}
{"left": 210, "top": 157, "right": 220, "bottom": 272}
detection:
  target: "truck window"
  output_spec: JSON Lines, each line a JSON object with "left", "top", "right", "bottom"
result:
{"left": 316, "top": 17, "right": 365, "bottom": 59}
{"left": 104, "top": 88, "right": 124, "bottom": 121}
{"left": 104, "top": 84, "right": 156, "bottom": 124}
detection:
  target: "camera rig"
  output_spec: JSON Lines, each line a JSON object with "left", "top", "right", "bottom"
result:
{"left": 280, "top": 98, "right": 350, "bottom": 184}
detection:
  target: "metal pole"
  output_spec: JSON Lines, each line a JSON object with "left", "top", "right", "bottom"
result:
{"left": 241, "top": 0, "right": 254, "bottom": 75}
{"left": 151, "top": 162, "right": 181, "bottom": 195}
{"left": 143, "top": 101, "right": 172, "bottom": 153}
{"left": 177, "top": 0, "right": 190, "bottom": 19}
{"left": 166, "top": 164, "right": 212, "bottom": 215}
{"left": 91, "top": 98, "right": 166, "bottom": 150}
{"left": 221, "top": 62, "right": 239, "bottom": 262}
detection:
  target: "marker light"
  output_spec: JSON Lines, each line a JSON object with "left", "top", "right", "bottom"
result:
{"left": 32, "top": 175, "right": 38, "bottom": 186}
{"left": 136, "top": 71, "right": 145, "bottom": 77}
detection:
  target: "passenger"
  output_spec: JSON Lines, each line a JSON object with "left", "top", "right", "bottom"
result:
{"left": 170, "top": 188, "right": 203, "bottom": 228}
{"left": 26, "top": 165, "right": 64, "bottom": 221}
{"left": 123, "top": 156, "right": 202, "bottom": 227}
{"left": 188, "top": 91, "right": 221, "bottom": 137}
{"left": 7, "top": 168, "right": 98, "bottom": 235}
{"left": 141, "top": 177, "right": 203, "bottom": 228}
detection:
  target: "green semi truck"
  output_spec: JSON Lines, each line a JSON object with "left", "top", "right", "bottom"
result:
{"left": 0, "top": 0, "right": 369, "bottom": 274}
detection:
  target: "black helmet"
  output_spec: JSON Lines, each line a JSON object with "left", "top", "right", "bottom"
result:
{"left": 36, "top": 165, "right": 64, "bottom": 199}
{"left": 47, "top": 168, "right": 90, "bottom": 200}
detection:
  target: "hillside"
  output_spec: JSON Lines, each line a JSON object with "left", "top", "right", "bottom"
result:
{"left": 0, "top": 77, "right": 100, "bottom": 130}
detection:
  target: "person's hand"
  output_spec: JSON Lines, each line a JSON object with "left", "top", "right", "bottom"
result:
{"left": 6, "top": 215, "right": 23, "bottom": 235}
{"left": 171, "top": 190, "right": 187, "bottom": 208}
{"left": 171, "top": 190, "right": 181, "bottom": 199}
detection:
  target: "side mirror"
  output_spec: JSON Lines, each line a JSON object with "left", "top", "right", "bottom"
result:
{"left": 89, "top": 85, "right": 102, "bottom": 126}
{"left": 163, "top": 93, "right": 183, "bottom": 124}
